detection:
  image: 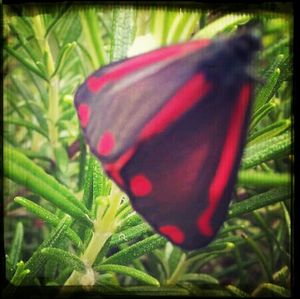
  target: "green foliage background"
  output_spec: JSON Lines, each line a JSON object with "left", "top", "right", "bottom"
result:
{"left": 3, "top": 4, "right": 292, "bottom": 297}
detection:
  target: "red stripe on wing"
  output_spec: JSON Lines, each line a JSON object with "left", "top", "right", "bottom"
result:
{"left": 104, "top": 147, "right": 136, "bottom": 187}
{"left": 87, "top": 40, "right": 211, "bottom": 93}
{"left": 197, "top": 84, "right": 252, "bottom": 236}
{"left": 139, "top": 73, "right": 211, "bottom": 140}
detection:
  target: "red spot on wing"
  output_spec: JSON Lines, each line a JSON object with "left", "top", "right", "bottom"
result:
{"left": 87, "top": 40, "right": 211, "bottom": 93}
{"left": 105, "top": 147, "right": 136, "bottom": 187}
{"left": 78, "top": 104, "right": 91, "bottom": 128}
{"left": 139, "top": 74, "right": 211, "bottom": 140}
{"left": 97, "top": 131, "right": 115, "bottom": 156}
{"left": 197, "top": 84, "right": 252, "bottom": 236}
{"left": 130, "top": 174, "right": 153, "bottom": 197}
{"left": 159, "top": 225, "right": 185, "bottom": 244}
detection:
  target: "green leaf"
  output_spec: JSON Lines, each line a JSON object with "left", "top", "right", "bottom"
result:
{"left": 166, "top": 12, "right": 200, "bottom": 44}
{"left": 8, "top": 23, "right": 41, "bottom": 69}
{"left": 150, "top": 10, "right": 168, "bottom": 45}
{"left": 253, "top": 54, "right": 285, "bottom": 111}
{"left": 53, "top": 144, "right": 69, "bottom": 173}
{"left": 14, "top": 196, "right": 82, "bottom": 248}
{"left": 226, "top": 285, "right": 250, "bottom": 297}
{"left": 281, "top": 202, "right": 291, "bottom": 241}
{"left": 250, "top": 101, "right": 277, "bottom": 131}
{"left": 78, "top": 133, "right": 87, "bottom": 190}
{"left": 242, "top": 132, "right": 291, "bottom": 169}
{"left": 117, "top": 212, "right": 143, "bottom": 231}
{"left": 261, "top": 54, "right": 285, "bottom": 79}
{"left": 14, "top": 148, "right": 52, "bottom": 162}
{"left": 6, "top": 161, "right": 92, "bottom": 226}
{"left": 79, "top": 8, "right": 107, "bottom": 69}
{"left": 205, "top": 241, "right": 235, "bottom": 253}
{"left": 4, "top": 145, "right": 92, "bottom": 227}
{"left": 8, "top": 222, "right": 24, "bottom": 268}
{"left": 215, "top": 259, "right": 256, "bottom": 279}
{"left": 9, "top": 76, "right": 49, "bottom": 132}
{"left": 81, "top": 155, "right": 109, "bottom": 215}
{"left": 102, "top": 235, "right": 166, "bottom": 265}
{"left": 252, "top": 211, "right": 289, "bottom": 263}
{"left": 10, "top": 261, "right": 30, "bottom": 286}
{"left": 242, "top": 234, "right": 272, "bottom": 281}
{"left": 252, "top": 283, "right": 290, "bottom": 297}
{"left": 45, "top": 3, "right": 72, "bottom": 37}
{"left": 92, "top": 157, "right": 105, "bottom": 198}
{"left": 179, "top": 273, "right": 219, "bottom": 285}
{"left": 262, "top": 37, "right": 289, "bottom": 59}
{"left": 10, "top": 216, "right": 71, "bottom": 285}
{"left": 278, "top": 56, "right": 292, "bottom": 83}
{"left": 248, "top": 119, "right": 291, "bottom": 145}
{"left": 193, "top": 15, "right": 250, "bottom": 39}
{"left": 60, "top": 11, "right": 82, "bottom": 45}
{"left": 166, "top": 251, "right": 186, "bottom": 285}
{"left": 52, "top": 42, "right": 76, "bottom": 77}
{"left": 44, "top": 259, "right": 58, "bottom": 280}
{"left": 58, "top": 107, "right": 75, "bottom": 122}
{"left": 5, "top": 145, "right": 90, "bottom": 214}
{"left": 110, "top": 223, "right": 152, "bottom": 247}
{"left": 254, "top": 66, "right": 281, "bottom": 111}
{"left": 4, "top": 44, "right": 49, "bottom": 81}
{"left": 76, "top": 42, "right": 95, "bottom": 75}
{"left": 82, "top": 155, "right": 95, "bottom": 210}
{"left": 272, "top": 265, "right": 289, "bottom": 284}
{"left": 218, "top": 224, "right": 246, "bottom": 236}
{"left": 40, "top": 248, "right": 86, "bottom": 273}
{"left": 238, "top": 170, "right": 291, "bottom": 187}
{"left": 168, "top": 246, "right": 183, "bottom": 275}
{"left": 96, "top": 264, "right": 160, "bottom": 286}
{"left": 228, "top": 187, "right": 290, "bottom": 219}
{"left": 110, "top": 7, "right": 136, "bottom": 61}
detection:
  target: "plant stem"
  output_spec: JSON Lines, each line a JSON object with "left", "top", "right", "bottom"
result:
{"left": 31, "top": 8, "right": 59, "bottom": 150}
{"left": 47, "top": 76, "right": 59, "bottom": 146}
{"left": 64, "top": 184, "right": 122, "bottom": 286}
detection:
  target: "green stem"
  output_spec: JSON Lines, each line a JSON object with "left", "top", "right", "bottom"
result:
{"left": 64, "top": 185, "right": 122, "bottom": 285}
{"left": 31, "top": 8, "right": 59, "bottom": 149}
{"left": 48, "top": 76, "right": 59, "bottom": 146}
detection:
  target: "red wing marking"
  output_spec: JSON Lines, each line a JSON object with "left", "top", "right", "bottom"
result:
{"left": 159, "top": 225, "right": 185, "bottom": 244}
{"left": 139, "top": 74, "right": 211, "bottom": 141}
{"left": 78, "top": 104, "right": 91, "bottom": 128}
{"left": 104, "top": 147, "right": 136, "bottom": 187}
{"left": 197, "top": 84, "right": 252, "bottom": 236}
{"left": 97, "top": 131, "right": 115, "bottom": 156}
{"left": 87, "top": 40, "right": 211, "bottom": 93}
{"left": 130, "top": 174, "right": 153, "bottom": 197}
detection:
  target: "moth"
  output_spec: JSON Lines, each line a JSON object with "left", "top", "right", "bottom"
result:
{"left": 75, "top": 31, "right": 260, "bottom": 250}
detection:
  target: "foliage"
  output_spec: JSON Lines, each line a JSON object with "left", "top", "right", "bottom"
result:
{"left": 4, "top": 4, "right": 292, "bottom": 296}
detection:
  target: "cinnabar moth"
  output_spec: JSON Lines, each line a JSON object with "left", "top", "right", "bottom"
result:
{"left": 75, "top": 31, "right": 261, "bottom": 250}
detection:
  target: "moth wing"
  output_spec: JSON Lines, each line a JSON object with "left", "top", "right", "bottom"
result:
{"left": 74, "top": 40, "right": 211, "bottom": 163}
{"left": 74, "top": 32, "right": 260, "bottom": 250}
{"left": 118, "top": 81, "right": 253, "bottom": 250}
